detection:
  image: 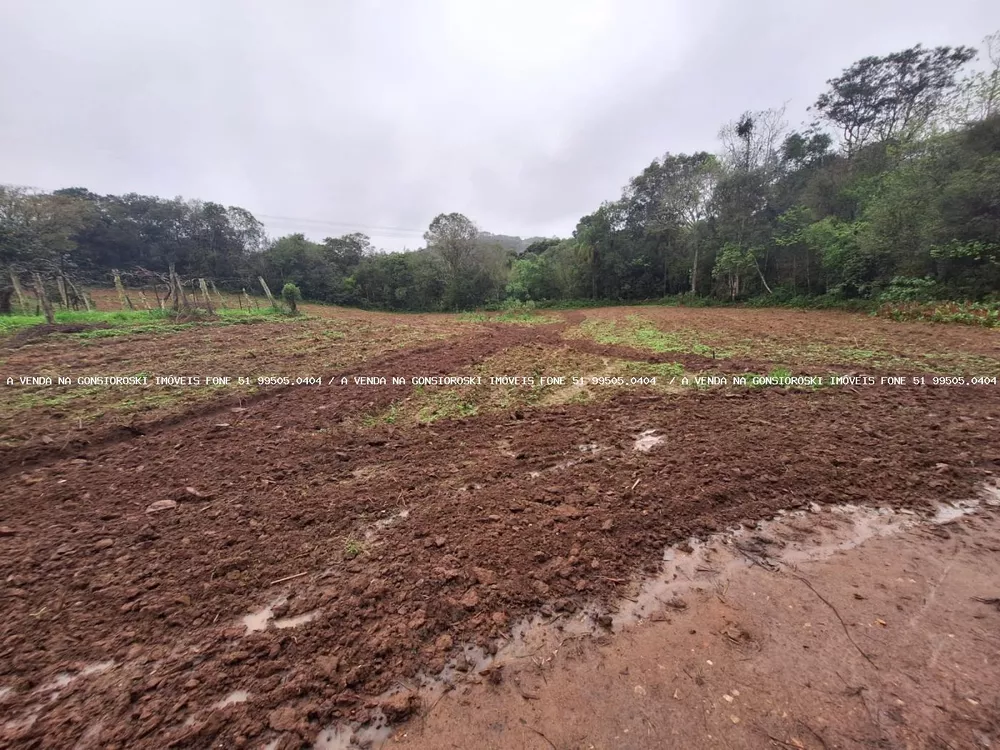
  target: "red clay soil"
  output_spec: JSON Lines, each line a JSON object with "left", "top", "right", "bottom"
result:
{"left": 2, "top": 366, "right": 999, "bottom": 747}
{"left": 1, "top": 313, "right": 865, "bottom": 475}
{"left": 2, "top": 312, "right": 1000, "bottom": 748}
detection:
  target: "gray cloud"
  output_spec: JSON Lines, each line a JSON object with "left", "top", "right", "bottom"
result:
{"left": 1, "top": 0, "right": 996, "bottom": 249}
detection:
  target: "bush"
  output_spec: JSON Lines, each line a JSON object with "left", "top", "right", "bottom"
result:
{"left": 877, "top": 276, "right": 940, "bottom": 303}
{"left": 874, "top": 300, "right": 1000, "bottom": 327}
{"left": 281, "top": 283, "right": 302, "bottom": 313}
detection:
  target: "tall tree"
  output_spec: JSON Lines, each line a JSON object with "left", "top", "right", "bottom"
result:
{"left": 814, "top": 44, "right": 976, "bottom": 155}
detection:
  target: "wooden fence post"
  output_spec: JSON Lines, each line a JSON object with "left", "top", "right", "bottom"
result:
{"left": 33, "top": 273, "right": 55, "bottom": 324}
{"left": 9, "top": 271, "right": 27, "bottom": 313}
{"left": 56, "top": 275, "right": 70, "bottom": 308}
{"left": 65, "top": 278, "right": 92, "bottom": 311}
{"left": 210, "top": 280, "right": 226, "bottom": 309}
{"left": 258, "top": 277, "right": 276, "bottom": 308}
{"left": 198, "top": 278, "right": 214, "bottom": 313}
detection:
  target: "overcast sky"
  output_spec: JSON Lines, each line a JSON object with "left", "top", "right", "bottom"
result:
{"left": 1, "top": 1, "right": 996, "bottom": 250}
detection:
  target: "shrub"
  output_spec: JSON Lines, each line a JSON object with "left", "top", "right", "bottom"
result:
{"left": 281, "top": 283, "right": 302, "bottom": 314}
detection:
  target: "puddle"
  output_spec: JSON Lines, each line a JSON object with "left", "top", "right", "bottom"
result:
{"left": 371, "top": 508, "right": 410, "bottom": 534}
{"left": 213, "top": 690, "right": 250, "bottom": 709}
{"left": 242, "top": 598, "right": 318, "bottom": 633}
{"left": 932, "top": 500, "right": 981, "bottom": 524}
{"left": 313, "top": 485, "right": 999, "bottom": 745}
{"left": 274, "top": 611, "right": 318, "bottom": 629}
{"left": 35, "top": 661, "right": 115, "bottom": 695}
{"left": 633, "top": 429, "right": 663, "bottom": 452}
{"left": 314, "top": 712, "right": 392, "bottom": 749}
{"left": 243, "top": 598, "right": 284, "bottom": 633}
{"left": 4, "top": 662, "right": 115, "bottom": 732}
{"left": 528, "top": 444, "right": 606, "bottom": 480}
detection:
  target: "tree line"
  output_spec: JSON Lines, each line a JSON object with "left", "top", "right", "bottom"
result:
{"left": 2, "top": 31, "right": 998, "bottom": 314}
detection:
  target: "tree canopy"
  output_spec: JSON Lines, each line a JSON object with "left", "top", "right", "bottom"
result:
{"left": 3, "top": 30, "right": 999, "bottom": 312}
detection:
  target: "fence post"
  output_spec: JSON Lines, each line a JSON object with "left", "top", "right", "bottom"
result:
{"left": 56, "top": 275, "right": 70, "bottom": 308}
{"left": 210, "top": 280, "right": 226, "bottom": 309}
{"left": 198, "top": 278, "right": 214, "bottom": 313}
{"left": 32, "top": 273, "right": 55, "bottom": 324}
{"left": 9, "top": 271, "right": 28, "bottom": 313}
{"left": 258, "top": 277, "right": 276, "bottom": 308}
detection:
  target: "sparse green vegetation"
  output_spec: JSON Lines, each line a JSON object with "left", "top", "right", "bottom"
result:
{"left": 344, "top": 539, "right": 365, "bottom": 560}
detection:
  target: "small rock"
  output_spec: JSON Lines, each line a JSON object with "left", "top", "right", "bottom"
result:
{"left": 315, "top": 655, "right": 340, "bottom": 677}
{"left": 408, "top": 610, "right": 427, "bottom": 630}
{"left": 472, "top": 567, "right": 498, "bottom": 585}
{"left": 182, "top": 486, "right": 212, "bottom": 501}
{"left": 601, "top": 519, "right": 613, "bottom": 531}
{"left": 459, "top": 588, "right": 480, "bottom": 609}
{"left": 380, "top": 692, "right": 421, "bottom": 722}
{"left": 0, "top": 526, "right": 17, "bottom": 536}
{"left": 435, "top": 633, "right": 453, "bottom": 651}
{"left": 94, "top": 538, "right": 114, "bottom": 550}
{"left": 146, "top": 499, "right": 177, "bottom": 513}
{"left": 554, "top": 505, "right": 582, "bottom": 519}
{"left": 434, "top": 536, "right": 446, "bottom": 547}
{"left": 183, "top": 679, "right": 199, "bottom": 690}
{"left": 268, "top": 706, "right": 300, "bottom": 732}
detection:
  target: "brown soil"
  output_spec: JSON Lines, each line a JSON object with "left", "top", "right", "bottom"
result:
{"left": 395, "top": 499, "right": 1000, "bottom": 750}
{"left": 1, "top": 306, "right": 999, "bottom": 748}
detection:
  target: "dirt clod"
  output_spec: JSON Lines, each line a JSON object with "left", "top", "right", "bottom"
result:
{"left": 145, "top": 499, "right": 177, "bottom": 513}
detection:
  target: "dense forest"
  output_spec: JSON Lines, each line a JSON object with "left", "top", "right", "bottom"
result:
{"left": 2, "top": 32, "right": 999, "bottom": 314}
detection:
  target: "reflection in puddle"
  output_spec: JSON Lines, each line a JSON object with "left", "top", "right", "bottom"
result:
{"left": 314, "top": 712, "right": 392, "bottom": 750}
{"left": 311, "top": 486, "right": 999, "bottom": 746}
{"left": 36, "top": 661, "right": 115, "bottom": 695}
{"left": 4, "top": 662, "right": 115, "bottom": 733}
{"left": 242, "top": 597, "right": 318, "bottom": 633}
{"left": 274, "top": 611, "right": 318, "bottom": 629}
{"left": 213, "top": 690, "right": 250, "bottom": 709}
{"left": 932, "top": 500, "right": 979, "bottom": 524}
{"left": 633, "top": 429, "right": 663, "bottom": 452}
{"left": 243, "top": 598, "right": 284, "bottom": 633}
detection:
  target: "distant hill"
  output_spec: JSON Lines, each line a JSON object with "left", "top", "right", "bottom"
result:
{"left": 478, "top": 232, "right": 556, "bottom": 254}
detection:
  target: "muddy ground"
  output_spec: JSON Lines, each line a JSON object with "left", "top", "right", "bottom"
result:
{"left": 1, "top": 305, "right": 999, "bottom": 748}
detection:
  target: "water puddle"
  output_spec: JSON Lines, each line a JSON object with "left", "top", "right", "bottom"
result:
{"left": 242, "top": 598, "right": 317, "bottom": 633}
{"left": 528, "top": 443, "right": 605, "bottom": 480}
{"left": 243, "top": 598, "right": 284, "bottom": 633}
{"left": 932, "top": 499, "right": 981, "bottom": 524}
{"left": 314, "top": 713, "right": 392, "bottom": 749}
{"left": 367, "top": 508, "right": 411, "bottom": 539}
{"left": 35, "top": 661, "right": 115, "bottom": 696}
{"left": 633, "top": 429, "right": 663, "bottom": 452}
{"left": 213, "top": 690, "right": 250, "bottom": 709}
{"left": 312, "top": 484, "right": 999, "bottom": 745}
{"left": 274, "top": 611, "right": 318, "bottom": 629}
{"left": 4, "top": 662, "right": 115, "bottom": 733}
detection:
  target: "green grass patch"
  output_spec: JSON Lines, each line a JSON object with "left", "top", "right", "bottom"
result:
{"left": 415, "top": 389, "right": 480, "bottom": 423}
{"left": 576, "top": 316, "right": 728, "bottom": 357}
